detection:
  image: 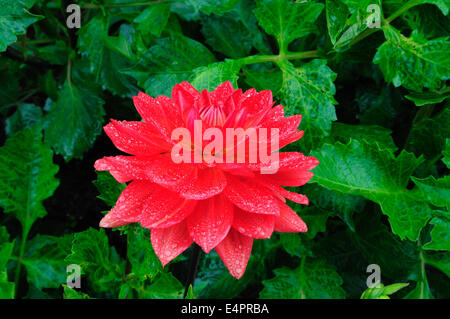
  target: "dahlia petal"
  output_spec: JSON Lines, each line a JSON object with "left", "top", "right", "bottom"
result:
{"left": 187, "top": 195, "right": 233, "bottom": 253}
{"left": 232, "top": 207, "right": 275, "bottom": 239}
{"left": 274, "top": 201, "right": 308, "bottom": 233}
{"left": 253, "top": 176, "right": 310, "bottom": 205}
{"left": 104, "top": 120, "right": 169, "bottom": 156}
{"left": 99, "top": 181, "right": 156, "bottom": 228}
{"left": 223, "top": 176, "right": 280, "bottom": 215}
{"left": 260, "top": 104, "right": 284, "bottom": 125}
{"left": 241, "top": 90, "right": 272, "bottom": 114}
{"left": 94, "top": 155, "right": 149, "bottom": 183}
{"left": 151, "top": 220, "right": 193, "bottom": 267}
{"left": 145, "top": 154, "right": 198, "bottom": 191}
{"left": 172, "top": 82, "right": 200, "bottom": 119}
{"left": 215, "top": 228, "right": 253, "bottom": 279}
{"left": 211, "top": 81, "right": 234, "bottom": 105}
{"left": 179, "top": 167, "right": 227, "bottom": 200}
{"left": 269, "top": 170, "right": 314, "bottom": 187}
{"left": 139, "top": 186, "right": 197, "bottom": 229}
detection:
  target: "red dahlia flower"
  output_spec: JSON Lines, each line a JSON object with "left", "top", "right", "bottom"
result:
{"left": 95, "top": 81, "right": 319, "bottom": 279}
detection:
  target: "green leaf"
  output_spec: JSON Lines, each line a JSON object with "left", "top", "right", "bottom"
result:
{"left": 260, "top": 258, "right": 345, "bottom": 298}
{"left": 5, "top": 103, "right": 43, "bottom": 136}
{"left": 254, "top": 0, "right": 324, "bottom": 52}
{"left": 331, "top": 0, "right": 383, "bottom": 49}
{"left": 405, "top": 90, "right": 450, "bottom": 106}
{"left": 21, "top": 234, "right": 73, "bottom": 290}
{"left": 351, "top": 213, "right": 419, "bottom": 280}
{"left": 404, "top": 275, "right": 434, "bottom": 299}
{"left": 126, "top": 226, "right": 162, "bottom": 280}
{"left": 332, "top": 123, "right": 397, "bottom": 152}
{"left": 304, "top": 184, "right": 366, "bottom": 231}
{"left": 77, "top": 16, "right": 108, "bottom": 80}
{"left": 136, "top": 272, "right": 184, "bottom": 299}
{"left": 201, "top": 13, "right": 253, "bottom": 58}
{"left": 384, "top": 0, "right": 449, "bottom": 16}
{"left": 243, "top": 67, "right": 282, "bottom": 93}
{"left": 133, "top": 3, "right": 170, "bottom": 37}
{"left": 424, "top": 251, "right": 450, "bottom": 276}
{"left": 278, "top": 59, "right": 337, "bottom": 151}
{"left": 0, "top": 0, "right": 44, "bottom": 52}
{"left": 44, "top": 80, "right": 105, "bottom": 161}
{"left": 236, "top": 0, "right": 272, "bottom": 54}
{"left": 190, "top": 60, "right": 243, "bottom": 92}
{"left": 101, "top": 26, "right": 139, "bottom": 98}
{"left": 412, "top": 176, "right": 450, "bottom": 210}
{"left": 311, "top": 139, "right": 431, "bottom": 240}
{"left": 65, "top": 228, "right": 125, "bottom": 294}
{"left": 0, "top": 226, "right": 14, "bottom": 298}
{"left": 325, "top": 0, "right": 350, "bottom": 45}
{"left": 361, "top": 283, "right": 409, "bottom": 299}
{"left": 129, "top": 34, "right": 216, "bottom": 96}
{"left": 443, "top": 138, "right": 450, "bottom": 169}
{"left": 0, "top": 127, "right": 59, "bottom": 231}
{"left": 182, "top": 0, "right": 240, "bottom": 16}
{"left": 423, "top": 214, "right": 450, "bottom": 251}
{"left": 374, "top": 26, "right": 450, "bottom": 92}
{"left": 357, "top": 85, "right": 399, "bottom": 128}
{"left": 93, "top": 171, "right": 126, "bottom": 208}
{"left": 280, "top": 233, "right": 313, "bottom": 258}
{"left": 406, "top": 108, "right": 450, "bottom": 160}
{"left": 63, "top": 284, "right": 90, "bottom": 299}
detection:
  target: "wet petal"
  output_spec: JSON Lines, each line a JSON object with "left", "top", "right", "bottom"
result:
{"left": 215, "top": 229, "right": 253, "bottom": 279}
{"left": 274, "top": 201, "right": 308, "bottom": 233}
{"left": 139, "top": 186, "right": 197, "bottom": 229}
{"left": 223, "top": 176, "right": 279, "bottom": 215}
{"left": 187, "top": 195, "right": 233, "bottom": 253}
{"left": 151, "top": 220, "right": 193, "bottom": 267}
{"left": 179, "top": 167, "right": 227, "bottom": 200}
{"left": 94, "top": 155, "right": 150, "bottom": 183}
{"left": 232, "top": 207, "right": 275, "bottom": 239}
{"left": 104, "top": 120, "right": 169, "bottom": 156}
{"left": 99, "top": 181, "right": 156, "bottom": 228}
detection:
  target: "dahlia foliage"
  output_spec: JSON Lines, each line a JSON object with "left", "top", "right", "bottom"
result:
{"left": 95, "top": 81, "right": 319, "bottom": 279}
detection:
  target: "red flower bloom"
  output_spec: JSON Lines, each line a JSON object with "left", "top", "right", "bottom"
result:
{"left": 95, "top": 81, "right": 318, "bottom": 279}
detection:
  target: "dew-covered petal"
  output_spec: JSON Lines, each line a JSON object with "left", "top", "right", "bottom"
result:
{"left": 215, "top": 228, "right": 253, "bottom": 280}
{"left": 269, "top": 170, "right": 314, "bottom": 187}
{"left": 211, "top": 81, "right": 235, "bottom": 106}
{"left": 104, "top": 120, "right": 170, "bottom": 156}
{"left": 151, "top": 220, "right": 193, "bottom": 267}
{"left": 139, "top": 186, "right": 197, "bottom": 229}
{"left": 94, "top": 155, "right": 150, "bottom": 183}
{"left": 133, "top": 93, "right": 182, "bottom": 142}
{"left": 187, "top": 194, "right": 233, "bottom": 253}
{"left": 171, "top": 82, "right": 200, "bottom": 119}
{"left": 274, "top": 201, "right": 308, "bottom": 233}
{"left": 223, "top": 176, "right": 280, "bottom": 215}
{"left": 232, "top": 207, "right": 275, "bottom": 239}
{"left": 179, "top": 167, "right": 227, "bottom": 200}
{"left": 99, "top": 181, "right": 156, "bottom": 228}
{"left": 145, "top": 154, "right": 198, "bottom": 191}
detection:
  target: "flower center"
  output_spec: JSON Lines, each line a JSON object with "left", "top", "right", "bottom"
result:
{"left": 198, "top": 104, "right": 226, "bottom": 127}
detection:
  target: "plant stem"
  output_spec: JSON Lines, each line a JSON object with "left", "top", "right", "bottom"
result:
{"left": 385, "top": 0, "right": 422, "bottom": 24}
{"left": 14, "top": 226, "right": 30, "bottom": 298}
{"left": 240, "top": 50, "right": 320, "bottom": 65}
{"left": 348, "top": 0, "right": 422, "bottom": 48}
{"left": 183, "top": 244, "right": 201, "bottom": 298}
